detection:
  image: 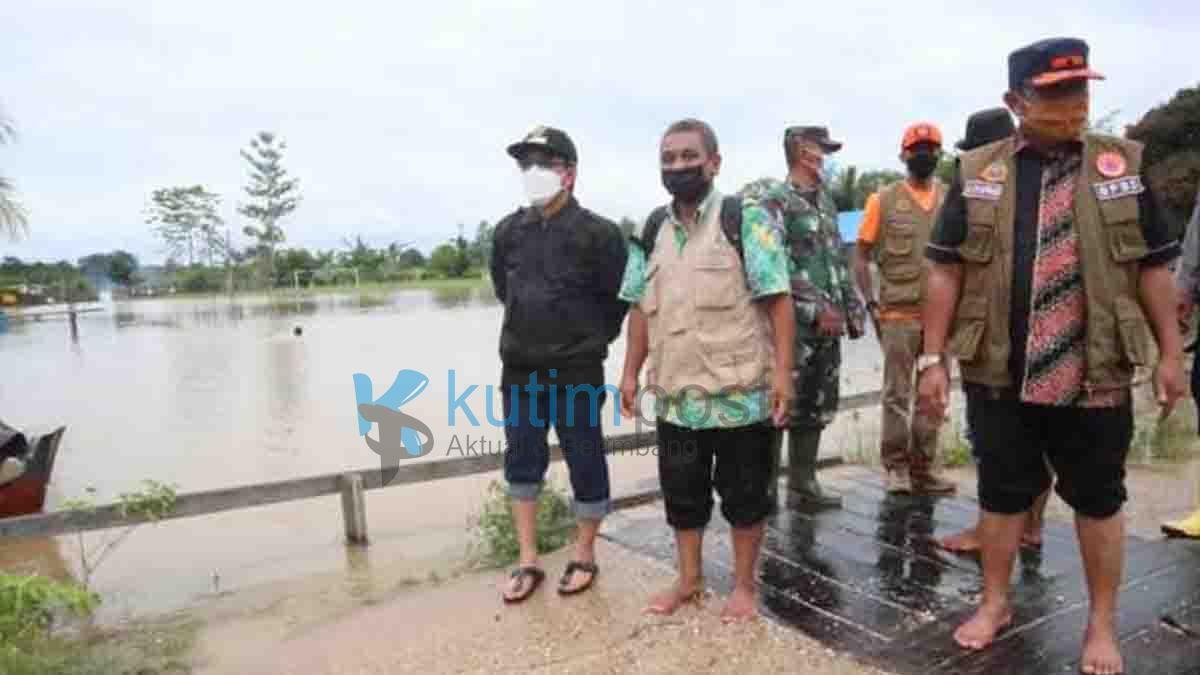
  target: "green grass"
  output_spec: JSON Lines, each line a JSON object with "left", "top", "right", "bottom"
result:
{"left": 0, "top": 617, "right": 199, "bottom": 675}
{"left": 467, "top": 478, "right": 575, "bottom": 569}
{"left": 0, "top": 572, "right": 198, "bottom": 675}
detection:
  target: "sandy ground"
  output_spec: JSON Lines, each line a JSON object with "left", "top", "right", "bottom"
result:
{"left": 191, "top": 535, "right": 889, "bottom": 675}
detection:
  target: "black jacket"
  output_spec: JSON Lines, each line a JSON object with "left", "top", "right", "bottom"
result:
{"left": 490, "top": 197, "right": 629, "bottom": 371}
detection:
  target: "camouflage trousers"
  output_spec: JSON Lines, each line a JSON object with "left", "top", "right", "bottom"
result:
{"left": 790, "top": 337, "right": 841, "bottom": 431}
{"left": 879, "top": 320, "right": 939, "bottom": 472}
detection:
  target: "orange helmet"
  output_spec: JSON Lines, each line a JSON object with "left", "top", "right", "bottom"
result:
{"left": 901, "top": 123, "right": 943, "bottom": 151}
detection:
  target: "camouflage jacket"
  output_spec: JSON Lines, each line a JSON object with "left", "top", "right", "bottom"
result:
{"left": 739, "top": 177, "right": 865, "bottom": 340}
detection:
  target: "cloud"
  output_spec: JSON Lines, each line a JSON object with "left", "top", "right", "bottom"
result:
{"left": 2, "top": 0, "right": 1195, "bottom": 263}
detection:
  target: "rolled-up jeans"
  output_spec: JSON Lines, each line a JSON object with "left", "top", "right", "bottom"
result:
{"left": 503, "top": 384, "right": 611, "bottom": 521}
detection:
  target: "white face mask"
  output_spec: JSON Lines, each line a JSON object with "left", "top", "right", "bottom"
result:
{"left": 522, "top": 166, "right": 563, "bottom": 207}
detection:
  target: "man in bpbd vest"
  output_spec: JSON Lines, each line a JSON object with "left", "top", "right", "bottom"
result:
{"left": 935, "top": 107, "right": 1060, "bottom": 554}
{"left": 740, "top": 125, "right": 866, "bottom": 509}
{"left": 618, "top": 118, "right": 795, "bottom": 622}
{"left": 918, "top": 38, "right": 1184, "bottom": 674}
{"left": 853, "top": 122, "right": 957, "bottom": 496}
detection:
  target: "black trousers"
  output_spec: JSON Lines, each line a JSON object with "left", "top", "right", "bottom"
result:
{"left": 966, "top": 388, "right": 1133, "bottom": 519}
{"left": 656, "top": 419, "right": 776, "bottom": 530}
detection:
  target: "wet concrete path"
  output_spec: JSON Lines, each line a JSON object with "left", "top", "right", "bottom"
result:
{"left": 601, "top": 466, "right": 1200, "bottom": 675}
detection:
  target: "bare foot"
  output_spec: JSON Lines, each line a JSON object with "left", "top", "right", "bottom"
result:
{"left": 1020, "top": 529, "right": 1043, "bottom": 549}
{"left": 720, "top": 585, "right": 758, "bottom": 623}
{"left": 953, "top": 603, "right": 1013, "bottom": 650}
{"left": 643, "top": 578, "right": 704, "bottom": 616}
{"left": 939, "top": 526, "right": 982, "bottom": 553}
{"left": 1081, "top": 620, "right": 1123, "bottom": 674}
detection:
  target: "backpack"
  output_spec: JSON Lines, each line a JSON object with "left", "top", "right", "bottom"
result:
{"left": 638, "top": 196, "right": 745, "bottom": 262}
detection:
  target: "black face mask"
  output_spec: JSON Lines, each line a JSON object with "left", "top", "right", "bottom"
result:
{"left": 905, "top": 152, "right": 939, "bottom": 180}
{"left": 661, "top": 165, "right": 711, "bottom": 204}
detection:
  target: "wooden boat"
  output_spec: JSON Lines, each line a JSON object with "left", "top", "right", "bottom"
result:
{"left": 0, "top": 425, "right": 65, "bottom": 519}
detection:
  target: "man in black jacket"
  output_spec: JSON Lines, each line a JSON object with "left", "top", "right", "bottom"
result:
{"left": 489, "top": 125, "right": 628, "bottom": 603}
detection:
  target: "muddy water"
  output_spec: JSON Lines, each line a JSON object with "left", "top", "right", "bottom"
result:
{"left": 0, "top": 287, "right": 888, "bottom": 621}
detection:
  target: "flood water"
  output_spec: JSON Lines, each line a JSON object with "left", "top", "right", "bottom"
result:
{"left": 0, "top": 287, "right": 889, "bottom": 621}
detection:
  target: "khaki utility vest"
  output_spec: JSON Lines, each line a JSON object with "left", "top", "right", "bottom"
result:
{"left": 640, "top": 195, "right": 774, "bottom": 397}
{"left": 947, "top": 133, "right": 1153, "bottom": 391}
{"left": 875, "top": 180, "right": 945, "bottom": 312}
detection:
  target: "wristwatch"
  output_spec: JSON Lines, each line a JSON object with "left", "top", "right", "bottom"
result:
{"left": 916, "top": 353, "right": 945, "bottom": 374}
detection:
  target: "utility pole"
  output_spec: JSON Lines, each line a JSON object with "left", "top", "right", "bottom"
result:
{"left": 225, "top": 227, "right": 234, "bottom": 297}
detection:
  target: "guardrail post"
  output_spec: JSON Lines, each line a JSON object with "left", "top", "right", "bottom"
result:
{"left": 340, "top": 473, "right": 368, "bottom": 545}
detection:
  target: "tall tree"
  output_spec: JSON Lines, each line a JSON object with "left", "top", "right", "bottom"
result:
{"left": 145, "top": 185, "right": 225, "bottom": 266}
{"left": 239, "top": 131, "right": 300, "bottom": 282}
{"left": 0, "top": 106, "right": 28, "bottom": 241}
{"left": 107, "top": 250, "right": 139, "bottom": 287}
{"left": 831, "top": 166, "right": 859, "bottom": 212}
{"left": 472, "top": 220, "right": 494, "bottom": 267}
{"left": 1127, "top": 85, "right": 1200, "bottom": 238}
{"left": 855, "top": 169, "right": 907, "bottom": 207}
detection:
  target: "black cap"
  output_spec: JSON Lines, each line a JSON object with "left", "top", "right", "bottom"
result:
{"left": 1008, "top": 37, "right": 1105, "bottom": 91}
{"left": 784, "top": 126, "right": 842, "bottom": 153}
{"left": 956, "top": 108, "right": 1016, "bottom": 151}
{"left": 506, "top": 125, "right": 578, "bottom": 165}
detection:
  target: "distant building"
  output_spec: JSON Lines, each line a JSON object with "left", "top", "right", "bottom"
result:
{"left": 838, "top": 210, "right": 864, "bottom": 253}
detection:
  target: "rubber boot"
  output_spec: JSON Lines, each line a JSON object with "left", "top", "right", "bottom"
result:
{"left": 1162, "top": 508, "right": 1200, "bottom": 539}
{"left": 766, "top": 429, "right": 782, "bottom": 515}
{"left": 787, "top": 429, "right": 842, "bottom": 509}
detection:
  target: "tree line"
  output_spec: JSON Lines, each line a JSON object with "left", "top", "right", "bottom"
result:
{"left": 3, "top": 85, "right": 1198, "bottom": 298}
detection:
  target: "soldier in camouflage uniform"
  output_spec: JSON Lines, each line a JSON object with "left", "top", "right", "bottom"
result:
{"left": 740, "top": 126, "right": 865, "bottom": 508}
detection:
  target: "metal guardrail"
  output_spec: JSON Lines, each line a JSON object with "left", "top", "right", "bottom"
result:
{"left": 0, "top": 383, "right": 925, "bottom": 542}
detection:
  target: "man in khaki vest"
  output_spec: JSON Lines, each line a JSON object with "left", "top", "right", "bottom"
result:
{"left": 618, "top": 118, "right": 794, "bottom": 622}
{"left": 917, "top": 38, "right": 1184, "bottom": 674}
{"left": 854, "top": 122, "right": 956, "bottom": 495}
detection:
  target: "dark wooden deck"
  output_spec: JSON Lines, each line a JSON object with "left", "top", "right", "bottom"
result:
{"left": 601, "top": 466, "right": 1200, "bottom": 675}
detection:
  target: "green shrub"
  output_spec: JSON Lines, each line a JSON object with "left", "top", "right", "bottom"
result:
{"left": 0, "top": 574, "right": 98, "bottom": 644}
{"left": 468, "top": 479, "right": 574, "bottom": 568}
{"left": 940, "top": 418, "right": 974, "bottom": 469}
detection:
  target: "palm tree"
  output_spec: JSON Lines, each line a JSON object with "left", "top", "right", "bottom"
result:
{"left": 1, "top": 107, "right": 28, "bottom": 241}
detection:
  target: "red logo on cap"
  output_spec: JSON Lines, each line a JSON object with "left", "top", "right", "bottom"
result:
{"left": 1051, "top": 55, "right": 1085, "bottom": 70}
{"left": 1096, "top": 152, "right": 1127, "bottom": 178}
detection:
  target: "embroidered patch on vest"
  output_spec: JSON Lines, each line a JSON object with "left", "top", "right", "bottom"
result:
{"left": 964, "top": 180, "right": 1003, "bottom": 201}
{"left": 981, "top": 161, "right": 1008, "bottom": 183}
{"left": 1096, "top": 152, "right": 1127, "bottom": 178}
{"left": 1092, "top": 176, "right": 1144, "bottom": 201}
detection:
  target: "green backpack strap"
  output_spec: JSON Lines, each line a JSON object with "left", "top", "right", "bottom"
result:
{"left": 638, "top": 206, "right": 670, "bottom": 258}
{"left": 719, "top": 195, "right": 744, "bottom": 263}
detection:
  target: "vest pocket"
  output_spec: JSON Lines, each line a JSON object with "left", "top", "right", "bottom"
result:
{"left": 883, "top": 223, "right": 916, "bottom": 261}
{"left": 694, "top": 257, "right": 740, "bottom": 310}
{"left": 704, "top": 337, "right": 770, "bottom": 390}
{"left": 960, "top": 200, "right": 997, "bottom": 263}
{"left": 641, "top": 263, "right": 660, "bottom": 316}
{"left": 1114, "top": 296, "right": 1150, "bottom": 366}
{"left": 947, "top": 295, "right": 987, "bottom": 362}
{"left": 1099, "top": 196, "right": 1148, "bottom": 262}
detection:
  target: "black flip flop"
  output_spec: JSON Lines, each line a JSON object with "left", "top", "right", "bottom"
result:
{"left": 502, "top": 566, "right": 545, "bottom": 604}
{"left": 557, "top": 561, "right": 598, "bottom": 596}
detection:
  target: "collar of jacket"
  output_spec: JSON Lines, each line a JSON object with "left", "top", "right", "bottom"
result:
{"left": 522, "top": 194, "right": 579, "bottom": 225}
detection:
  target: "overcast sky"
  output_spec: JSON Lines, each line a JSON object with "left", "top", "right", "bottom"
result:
{"left": 2, "top": 0, "right": 1195, "bottom": 264}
